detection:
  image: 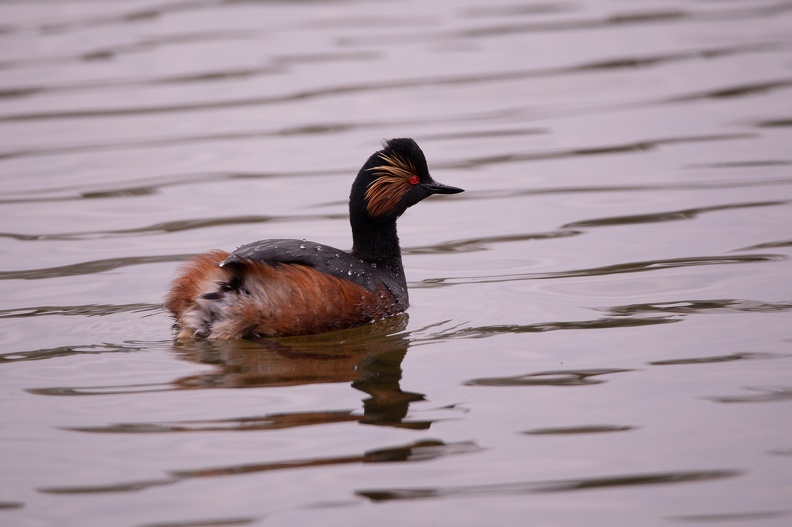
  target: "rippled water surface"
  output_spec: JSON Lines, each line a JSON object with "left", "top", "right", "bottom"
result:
{"left": 2, "top": 0, "right": 792, "bottom": 525}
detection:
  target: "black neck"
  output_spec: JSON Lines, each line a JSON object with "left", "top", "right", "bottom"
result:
{"left": 351, "top": 218, "right": 404, "bottom": 271}
{"left": 350, "top": 217, "right": 409, "bottom": 308}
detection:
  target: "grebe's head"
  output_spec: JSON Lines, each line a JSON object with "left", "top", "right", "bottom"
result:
{"left": 350, "top": 138, "right": 463, "bottom": 223}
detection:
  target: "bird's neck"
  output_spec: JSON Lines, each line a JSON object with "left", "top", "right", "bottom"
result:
{"left": 351, "top": 217, "right": 404, "bottom": 273}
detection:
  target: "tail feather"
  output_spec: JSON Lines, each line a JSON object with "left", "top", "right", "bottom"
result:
{"left": 164, "top": 250, "right": 231, "bottom": 337}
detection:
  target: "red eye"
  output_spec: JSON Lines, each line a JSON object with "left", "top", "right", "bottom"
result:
{"left": 409, "top": 175, "right": 420, "bottom": 185}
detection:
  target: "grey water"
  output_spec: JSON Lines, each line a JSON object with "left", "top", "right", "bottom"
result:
{"left": 1, "top": 0, "right": 791, "bottom": 526}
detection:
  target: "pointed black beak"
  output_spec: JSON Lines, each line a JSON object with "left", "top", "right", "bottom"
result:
{"left": 422, "top": 179, "right": 464, "bottom": 195}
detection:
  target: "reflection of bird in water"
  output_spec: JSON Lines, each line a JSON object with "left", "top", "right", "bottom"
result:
{"left": 165, "top": 138, "right": 463, "bottom": 340}
{"left": 44, "top": 319, "right": 477, "bottom": 493}
{"left": 173, "top": 315, "right": 431, "bottom": 430}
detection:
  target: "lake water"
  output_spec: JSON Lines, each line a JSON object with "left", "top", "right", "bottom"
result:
{"left": 1, "top": 0, "right": 791, "bottom": 526}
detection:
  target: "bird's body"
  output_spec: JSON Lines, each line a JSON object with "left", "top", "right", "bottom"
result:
{"left": 165, "top": 138, "right": 463, "bottom": 340}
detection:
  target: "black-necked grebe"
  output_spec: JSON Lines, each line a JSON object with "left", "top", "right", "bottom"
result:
{"left": 165, "top": 138, "right": 463, "bottom": 339}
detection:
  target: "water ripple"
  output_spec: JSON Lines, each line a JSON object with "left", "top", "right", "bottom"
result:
{"left": 344, "top": 5, "right": 792, "bottom": 44}
{"left": 465, "top": 368, "right": 632, "bottom": 387}
{"left": 0, "top": 303, "right": 159, "bottom": 319}
{"left": 665, "top": 79, "right": 792, "bottom": 103}
{"left": 405, "top": 230, "right": 580, "bottom": 255}
{"left": 440, "top": 133, "right": 759, "bottom": 170}
{"left": 63, "top": 411, "right": 361, "bottom": 434}
{"left": 666, "top": 511, "right": 791, "bottom": 524}
{"left": 0, "top": 127, "right": 353, "bottom": 161}
{"left": 1, "top": 0, "right": 222, "bottom": 35}
{"left": 37, "top": 440, "right": 481, "bottom": 495}
{"left": 687, "top": 160, "right": 792, "bottom": 169}
{"left": 563, "top": 201, "right": 790, "bottom": 229}
{"left": 0, "top": 30, "right": 267, "bottom": 71}
{"left": 0, "top": 51, "right": 378, "bottom": 98}
{"left": 461, "top": 4, "right": 574, "bottom": 18}
{"left": 755, "top": 118, "right": 792, "bottom": 128}
{"left": 460, "top": 3, "right": 792, "bottom": 36}
{"left": 138, "top": 517, "right": 257, "bottom": 527}
{"left": 357, "top": 469, "right": 742, "bottom": 501}
{"left": 0, "top": 214, "right": 346, "bottom": 241}
{"left": 706, "top": 386, "right": 792, "bottom": 404}
{"left": 605, "top": 299, "right": 792, "bottom": 316}
{"left": 0, "top": 170, "right": 344, "bottom": 205}
{"left": 0, "top": 255, "right": 192, "bottom": 281}
{"left": 522, "top": 425, "right": 637, "bottom": 435}
{"left": 650, "top": 353, "right": 781, "bottom": 366}
{"left": 444, "top": 318, "right": 677, "bottom": 339}
{"left": 1, "top": 343, "right": 144, "bottom": 365}
{"left": 735, "top": 239, "right": 792, "bottom": 251}
{"left": 27, "top": 383, "right": 174, "bottom": 397}
{"left": 419, "top": 254, "right": 787, "bottom": 288}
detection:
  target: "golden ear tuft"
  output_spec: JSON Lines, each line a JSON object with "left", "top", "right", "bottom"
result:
{"left": 364, "top": 152, "right": 418, "bottom": 217}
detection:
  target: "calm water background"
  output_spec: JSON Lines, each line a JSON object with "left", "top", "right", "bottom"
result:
{"left": 1, "top": 0, "right": 791, "bottom": 525}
